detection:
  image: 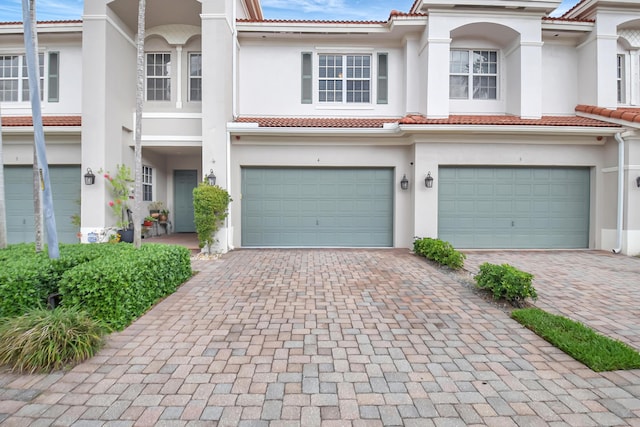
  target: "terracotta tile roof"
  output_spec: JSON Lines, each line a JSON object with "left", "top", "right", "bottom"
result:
{"left": 237, "top": 18, "right": 388, "bottom": 24}
{"left": 1, "top": 116, "right": 82, "bottom": 127}
{"left": 399, "top": 114, "right": 617, "bottom": 127}
{"left": 0, "top": 20, "right": 82, "bottom": 26}
{"left": 235, "top": 114, "right": 617, "bottom": 128}
{"left": 541, "top": 16, "right": 594, "bottom": 23}
{"left": 235, "top": 117, "right": 398, "bottom": 128}
{"left": 576, "top": 105, "right": 640, "bottom": 124}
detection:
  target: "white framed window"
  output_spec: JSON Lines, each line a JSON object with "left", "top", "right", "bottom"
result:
{"left": 146, "top": 53, "right": 171, "bottom": 101}
{"left": 450, "top": 50, "right": 498, "bottom": 100}
{"left": 617, "top": 54, "right": 625, "bottom": 104}
{"left": 189, "top": 52, "right": 202, "bottom": 102}
{"left": 318, "top": 54, "right": 371, "bottom": 103}
{"left": 0, "top": 53, "right": 44, "bottom": 102}
{"left": 142, "top": 166, "right": 153, "bottom": 202}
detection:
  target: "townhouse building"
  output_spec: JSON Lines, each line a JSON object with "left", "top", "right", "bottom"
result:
{"left": 2, "top": 0, "right": 640, "bottom": 254}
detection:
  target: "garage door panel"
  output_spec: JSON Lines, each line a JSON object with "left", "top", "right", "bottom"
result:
{"left": 6, "top": 166, "right": 81, "bottom": 244}
{"left": 242, "top": 168, "right": 393, "bottom": 247}
{"left": 439, "top": 167, "right": 589, "bottom": 249}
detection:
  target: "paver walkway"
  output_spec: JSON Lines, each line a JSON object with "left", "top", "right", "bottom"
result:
{"left": 1, "top": 249, "right": 639, "bottom": 426}
{"left": 464, "top": 250, "right": 640, "bottom": 350}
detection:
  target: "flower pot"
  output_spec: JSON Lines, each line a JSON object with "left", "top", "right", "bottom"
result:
{"left": 118, "top": 229, "right": 134, "bottom": 243}
{"left": 158, "top": 214, "right": 168, "bottom": 222}
{"left": 143, "top": 220, "right": 153, "bottom": 226}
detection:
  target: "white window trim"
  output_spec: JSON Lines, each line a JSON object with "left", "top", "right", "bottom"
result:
{"left": 145, "top": 52, "right": 171, "bottom": 102}
{"left": 142, "top": 165, "right": 153, "bottom": 202}
{"left": 188, "top": 52, "right": 202, "bottom": 103}
{"left": 0, "top": 52, "right": 45, "bottom": 103}
{"left": 617, "top": 53, "right": 626, "bottom": 104}
{"left": 449, "top": 49, "right": 499, "bottom": 101}
{"left": 317, "top": 53, "right": 373, "bottom": 105}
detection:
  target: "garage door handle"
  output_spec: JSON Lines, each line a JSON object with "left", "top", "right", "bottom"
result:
{"left": 512, "top": 221, "right": 515, "bottom": 227}
{"left": 316, "top": 219, "right": 319, "bottom": 226}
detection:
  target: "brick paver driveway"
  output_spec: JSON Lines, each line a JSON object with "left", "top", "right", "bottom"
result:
{"left": 1, "top": 249, "right": 639, "bottom": 426}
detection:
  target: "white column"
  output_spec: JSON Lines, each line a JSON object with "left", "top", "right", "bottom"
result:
{"left": 519, "top": 41, "right": 543, "bottom": 119}
{"left": 175, "top": 45, "right": 183, "bottom": 109}
{"left": 425, "top": 37, "right": 451, "bottom": 118}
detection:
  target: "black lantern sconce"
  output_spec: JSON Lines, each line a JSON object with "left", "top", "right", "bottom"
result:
{"left": 400, "top": 174, "right": 409, "bottom": 190}
{"left": 84, "top": 168, "right": 96, "bottom": 185}
{"left": 636, "top": 176, "right": 640, "bottom": 188}
{"left": 425, "top": 172, "right": 434, "bottom": 188}
{"left": 207, "top": 169, "right": 217, "bottom": 186}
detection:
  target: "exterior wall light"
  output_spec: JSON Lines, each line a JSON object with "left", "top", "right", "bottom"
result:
{"left": 84, "top": 168, "right": 95, "bottom": 185}
{"left": 400, "top": 174, "right": 409, "bottom": 190}
{"left": 637, "top": 176, "right": 640, "bottom": 188}
{"left": 207, "top": 169, "right": 217, "bottom": 186}
{"left": 425, "top": 172, "right": 434, "bottom": 188}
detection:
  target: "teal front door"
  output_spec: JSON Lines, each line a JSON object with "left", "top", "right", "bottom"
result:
{"left": 438, "top": 167, "right": 590, "bottom": 249}
{"left": 6, "top": 165, "right": 81, "bottom": 244}
{"left": 242, "top": 167, "right": 394, "bottom": 247}
{"left": 174, "top": 170, "right": 198, "bottom": 232}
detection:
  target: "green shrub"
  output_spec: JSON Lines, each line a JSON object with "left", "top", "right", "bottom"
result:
{"left": 413, "top": 237, "right": 466, "bottom": 269}
{"left": 59, "top": 244, "right": 192, "bottom": 330}
{"left": 475, "top": 262, "right": 537, "bottom": 305}
{"left": 0, "top": 243, "right": 117, "bottom": 318}
{"left": 0, "top": 307, "right": 106, "bottom": 373}
{"left": 512, "top": 308, "right": 640, "bottom": 371}
{"left": 193, "top": 183, "right": 231, "bottom": 251}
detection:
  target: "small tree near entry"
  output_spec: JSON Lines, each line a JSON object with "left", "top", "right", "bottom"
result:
{"left": 193, "top": 183, "right": 231, "bottom": 253}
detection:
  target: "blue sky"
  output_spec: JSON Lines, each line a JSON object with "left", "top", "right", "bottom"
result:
{"left": 0, "top": 0, "right": 580, "bottom": 22}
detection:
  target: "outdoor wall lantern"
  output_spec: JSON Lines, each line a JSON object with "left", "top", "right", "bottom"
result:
{"left": 637, "top": 176, "right": 640, "bottom": 188}
{"left": 84, "top": 168, "right": 95, "bottom": 185}
{"left": 400, "top": 174, "right": 409, "bottom": 190}
{"left": 425, "top": 172, "right": 434, "bottom": 188}
{"left": 207, "top": 169, "right": 217, "bottom": 186}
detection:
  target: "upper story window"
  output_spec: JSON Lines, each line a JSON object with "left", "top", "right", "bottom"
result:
{"left": 189, "top": 52, "right": 202, "bottom": 102}
{"left": 318, "top": 54, "right": 371, "bottom": 103}
{"left": 450, "top": 50, "right": 498, "bottom": 100}
{"left": 617, "top": 54, "right": 625, "bottom": 104}
{"left": 146, "top": 53, "right": 171, "bottom": 101}
{"left": 0, "top": 53, "right": 45, "bottom": 102}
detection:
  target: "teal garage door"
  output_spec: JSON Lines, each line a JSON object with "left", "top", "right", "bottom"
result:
{"left": 438, "top": 167, "right": 590, "bottom": 249}
{"left": 6, "top": 166, "right": 81, "bottom": 244}
{"left": 242, "top": 168, "right": 393, "bottom": 247}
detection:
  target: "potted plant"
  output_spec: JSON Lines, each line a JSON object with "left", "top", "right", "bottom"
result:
{"left": 102, "top": 164, "right": 134, "bottom": 243}
{"left": 148, "top": 201, "right": 164, "bottom": 218}
{"left": 159, "top": 209, "right": 169, "bottom": 222}
{"left": 143, "top": 216, "right": 156, "bottom": 227}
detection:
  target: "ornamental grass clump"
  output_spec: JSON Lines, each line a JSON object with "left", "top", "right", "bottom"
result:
{"left": 0, "top": 307, "right": 106, "bottom": 373}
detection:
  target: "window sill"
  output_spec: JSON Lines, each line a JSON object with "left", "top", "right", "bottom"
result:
{"left": 315, "top": 105, "right": 376, "bottom": 111}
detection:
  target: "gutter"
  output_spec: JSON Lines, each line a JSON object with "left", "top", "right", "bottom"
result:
{"left": 612, "top": 132, "right": 625, "bottom": 253}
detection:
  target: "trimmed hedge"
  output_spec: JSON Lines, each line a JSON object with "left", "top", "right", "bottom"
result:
{"left": 413, "top": 237, "right": 466, "bottom": 270}
{"left": 474, "top": 262, "right": 537, "bottom": 305}
{"left": 58, "top": 244, "right": 192, "bottom": 330}
{"left": 0, "top": 244, "right": 120, "bottom": 318}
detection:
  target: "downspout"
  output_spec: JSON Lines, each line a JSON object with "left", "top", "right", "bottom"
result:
{"left": 612, "top": 132, "right": 625, "bottom": 254}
